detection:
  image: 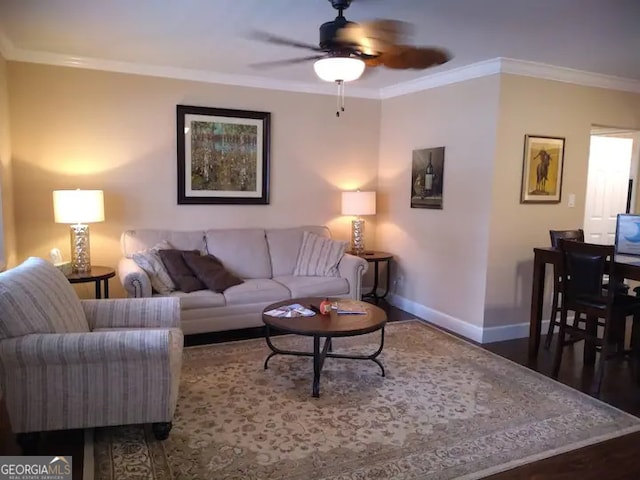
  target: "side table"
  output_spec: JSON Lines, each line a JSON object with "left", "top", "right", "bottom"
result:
{"left": 354, "top": 251, "right": 393, "bottom": 304}
{"left": 66, "top": 266, "right": 116, "bottom": 299}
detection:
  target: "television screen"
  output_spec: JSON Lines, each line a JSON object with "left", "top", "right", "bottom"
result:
{"left": 615, "top": 214, "right": 640, "bottom": 255}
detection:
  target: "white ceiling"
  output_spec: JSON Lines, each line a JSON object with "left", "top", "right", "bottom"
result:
{"left": 0, "top": 0, "right": 638, "bottom": 92}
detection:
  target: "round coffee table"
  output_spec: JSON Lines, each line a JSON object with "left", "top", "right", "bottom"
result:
{"left": 262, "top": 297, "right": 387, "bottom": 397}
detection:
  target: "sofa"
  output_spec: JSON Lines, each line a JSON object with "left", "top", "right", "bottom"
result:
{"left": 118, "top": 226, "right": 369, "bottom": 335}
{"left": 0, "top": 257, "right": 183, "bottom": 452}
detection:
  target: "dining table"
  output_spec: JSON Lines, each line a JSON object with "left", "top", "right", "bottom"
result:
{"left": 529, "top": 247, "right": 640, "bottom": 359}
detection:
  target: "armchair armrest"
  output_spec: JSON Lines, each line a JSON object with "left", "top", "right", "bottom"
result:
{"left": 118, "top": 257, "right": 152, "bottom": 298}
{"left": 0, "top": 330, "right": 182, "bottom": 367}
{"left": 0, "top": 330, "right": 184, "bottom": 432}
{"left": 338, "top": 253, "right": 368, "bottom": 299}
{"left": 82, "top": 297, "right": 180, "bottom": 330}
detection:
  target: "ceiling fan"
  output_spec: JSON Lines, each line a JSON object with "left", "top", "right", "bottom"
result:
{"left": 250, "top": 0, "right": 451, "bottom": 115}
{"left": 252, "top": 0, "right": 451, "bottom": 82}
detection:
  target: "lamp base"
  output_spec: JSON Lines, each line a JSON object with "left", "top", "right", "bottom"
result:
{"left": 351, "top": 218, "right": 365, "bottom": 255}
{"left": 70, "top": 224, "right": 92, "bottom": 273}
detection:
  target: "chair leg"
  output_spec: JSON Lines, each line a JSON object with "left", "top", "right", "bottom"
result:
{"left": 632, "top": 314, "right": 640, "bottom": 383}
{"left": 152, "top": 422, "right": 172, "bottom": 440}
{"left": 545, "top": 289, "right": 560, "bottom": 349}
{"left": 16, "top": 432, "right": 39, "bottom": 455}
{"left": 552, "top": 308, "right": 568, "bottom": 378}
{"left": 590, "top": 323, "right": 611, "bottom": 397}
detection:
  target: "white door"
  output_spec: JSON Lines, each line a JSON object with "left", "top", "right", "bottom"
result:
{"left": 583, "top": 136, "right": 634, "bottom": 244}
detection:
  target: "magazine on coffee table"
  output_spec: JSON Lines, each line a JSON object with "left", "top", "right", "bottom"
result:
{"left": 335, "top": 301, "right": 367, "bottom": 315}
{"left": 264, "top": 303, "right": 316, "bottom": 318}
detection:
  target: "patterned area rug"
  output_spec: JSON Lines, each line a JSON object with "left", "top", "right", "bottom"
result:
{"left": 92, "top": 320, "right": 640, "bottom": 480}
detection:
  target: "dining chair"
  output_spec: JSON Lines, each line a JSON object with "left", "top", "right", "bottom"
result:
{"left": 552, "top": 240, "right": 640, "bottom": 396}
{"left": 545, "top": 229, "right": 585, "bottom": 349}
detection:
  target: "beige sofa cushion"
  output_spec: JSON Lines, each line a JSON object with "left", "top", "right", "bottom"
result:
{"left": 121, "top": 230, "right": 206, "bottom": 258}
{"left": 165, "top": 290, "right": 226, "bottom": 310}
{"left": 266, "top": 226, "right": 331, "bottom": 277}
{"left": 223, "top": 279, "right": 290, "bottom": 305}
{"left": 273, "top": 275, "right": 349, "bottom": 298}
{"left": 205, "top": 229, "right": 272, "bottom": 279}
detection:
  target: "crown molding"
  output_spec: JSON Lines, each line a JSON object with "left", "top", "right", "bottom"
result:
{"left": 379, "top": 58, "right": 502, "bottom": 99}
{"left": 8, "top": 47, "right": 381, "bottom": 99}
{"left": 499, "top": 57, "right": 640, "bottom": 94}
{"left": 2, "top": 30, "right": 640, "bottom": 98}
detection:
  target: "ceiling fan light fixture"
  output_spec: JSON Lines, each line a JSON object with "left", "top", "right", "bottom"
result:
{"left": 313, "top": 57, "right": 365, "bottom": 82}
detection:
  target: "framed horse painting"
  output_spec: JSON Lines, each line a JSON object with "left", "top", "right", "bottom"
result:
{"left": 520, "top": 135, "right": 565, "bottom": 204}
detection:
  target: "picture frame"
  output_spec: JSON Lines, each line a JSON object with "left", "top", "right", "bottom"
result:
{"left": 520, "top": 134, "right": 565, "bottom": 204}
{"left": 411, "top": 146, "right": 445, "bottom": 209}
{"left": 177, "top": 105, "right": 270, "bottom": 204}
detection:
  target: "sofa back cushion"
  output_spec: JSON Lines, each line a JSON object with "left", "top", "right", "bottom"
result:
{"left": 266, "top": 226, "right": 331, "bottom": 277}
{"left": 121, "top": 230, "right": 206, "bottom": 258}
{"left": 205, "top": 229, "right": 271, "bottom": 279}
{"left": 0, "top": 257, "right": 89, "bottom": 339}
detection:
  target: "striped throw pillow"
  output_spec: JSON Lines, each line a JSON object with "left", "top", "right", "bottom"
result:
{"left": 132, "top": 241, "right": 176, "bottom": 294}
{"left": 293, "top": 231, "right": 347, "bottom": 277}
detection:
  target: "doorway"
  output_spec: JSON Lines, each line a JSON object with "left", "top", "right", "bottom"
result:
{"left": 583, "top": 127, "right": 640, "bottom": 244}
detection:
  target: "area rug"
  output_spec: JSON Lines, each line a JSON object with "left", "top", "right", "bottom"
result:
{"left": 92, "top": 320, "right": 640, "bottom": 480}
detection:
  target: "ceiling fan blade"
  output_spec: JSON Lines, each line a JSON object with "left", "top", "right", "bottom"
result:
{"left": 378, "top": 46, "right": 451, "bottom": 69}
{"left": 249, "top": 31, "right": 324, "bottom": 52}
{"left": 249, "top": 55, "right": 327, "bottom": 69}
{"left": 337, "top": 19, "right": 410, "bottom": 55}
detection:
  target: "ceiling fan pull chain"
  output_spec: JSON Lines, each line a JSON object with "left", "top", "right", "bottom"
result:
{"left": 335, "top": 79, "right": 346, "bottom": 117}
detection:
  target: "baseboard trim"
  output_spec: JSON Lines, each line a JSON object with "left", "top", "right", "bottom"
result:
{"left": 386, "top": 293, "right": 485, "bottom": 343}
{"left": 386, "top": 293, "right": 554, "bottom": 344}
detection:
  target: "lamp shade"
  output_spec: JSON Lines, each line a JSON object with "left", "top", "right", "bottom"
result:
{"left": 342, "top": 191, "right": 376, "bottom": 216}
{"left": 314, "top": 57, "right": 365, "bottom": 82}
{"left": 53, "top": 190, "right": 105, "bottom": 224}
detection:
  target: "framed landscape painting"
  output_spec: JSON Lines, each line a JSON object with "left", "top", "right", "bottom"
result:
{"left": 520, "top": 134, "right": 565, "bottom": 204}
{"left": 177, "top": 105, "right": 271, "bottom": 204}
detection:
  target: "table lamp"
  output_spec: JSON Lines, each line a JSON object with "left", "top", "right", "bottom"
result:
{"left": 342, "top": 190, "right": 376, "bottom": 255}
{"left": 53, "top": 189, "right": 104, "bottom": 273}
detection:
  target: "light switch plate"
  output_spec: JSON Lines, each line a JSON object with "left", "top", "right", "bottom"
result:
{"left": 568, "top": 194, "right": 576, "bottom": 207}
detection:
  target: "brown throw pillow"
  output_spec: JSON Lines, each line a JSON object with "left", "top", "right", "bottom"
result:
{"left": 158, "top": 249, "right": 206, "bottom": 293}
{"left": 182, "top": 252, "right": 243, "bottom": 293}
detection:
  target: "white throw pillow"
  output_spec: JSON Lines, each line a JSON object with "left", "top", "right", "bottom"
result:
{"left": 131, "top": 240, "right": 176, "bottom": 294}
{"left": 293, "top": 231, "right": 347, "bottom": 277}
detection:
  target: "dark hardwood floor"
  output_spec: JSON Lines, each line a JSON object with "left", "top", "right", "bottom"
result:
{"left": 2, "top": 301, "right": 640, "bottom": 479}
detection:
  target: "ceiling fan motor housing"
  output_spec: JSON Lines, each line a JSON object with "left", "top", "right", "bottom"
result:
{"left": 319, "top": 18, "right": 358, "bottom": 53}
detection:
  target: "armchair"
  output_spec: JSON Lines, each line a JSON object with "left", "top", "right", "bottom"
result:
{"left": 0, "top": 257, "right": 183, "bottom": 453}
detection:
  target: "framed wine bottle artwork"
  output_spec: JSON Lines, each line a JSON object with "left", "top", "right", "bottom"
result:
{"left": 411, "top": 146, "right": 445, "bottom": 209}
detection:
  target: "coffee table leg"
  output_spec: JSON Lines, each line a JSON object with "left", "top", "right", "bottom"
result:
{"left": 264, "top": 325, "right": 277, "bottom": 370}
{"left": 312, "top": 336, "right": 321, "bottom": 397}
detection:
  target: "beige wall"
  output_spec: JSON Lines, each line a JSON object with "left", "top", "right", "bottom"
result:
{"left": 8, "top": 62, "right": 381, "bottom": 297}
{"left": 7, "top": 60, "right": 640, "bottom": 338}
{"left": 377, "top": 76, "right": 501, "bottom": 333}
{"left": 0, "top": 53, "right": 16, "bottom": 269}
{"left": 485, "top": 75, "right": 640, "bottom": 330}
